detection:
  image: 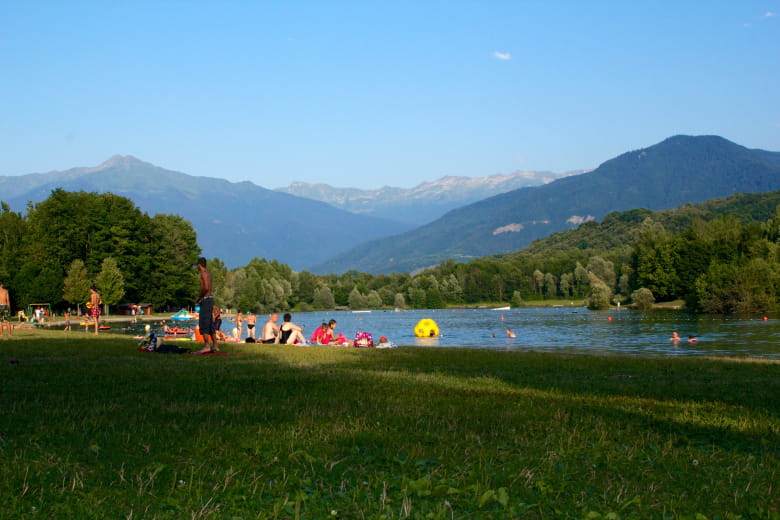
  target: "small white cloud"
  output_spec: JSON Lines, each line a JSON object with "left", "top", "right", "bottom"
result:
{"left": 493, "top": 51, "right": 511, "bottom": 60}
{"left": 765, "top": 11, "right": 774, "bottom": 17}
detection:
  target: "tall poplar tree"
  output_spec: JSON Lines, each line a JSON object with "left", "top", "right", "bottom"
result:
{"left": 63, "top": 259, "right": 91, "bottom": 313}
{"left": 96, "top": 257, "right": 125, "bottom": 315}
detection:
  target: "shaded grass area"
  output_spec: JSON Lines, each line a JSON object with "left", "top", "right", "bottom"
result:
{"left": 1, "top": 330, "right": 778, "bottom": 519}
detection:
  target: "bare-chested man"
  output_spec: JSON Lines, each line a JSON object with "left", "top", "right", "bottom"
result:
{"left": 89, "top": 286, "right": 102, "bottom": 335}
{"left": 260, "top": 313, "right": 280, "bottom": 343}
{"left": 246, "top": 311, "right": 257, "bottom": 339}
{"left": 0, "top": 281, "right": 11, "bottom": 337}
{"left": 195, "top": 257, "right": 219, "bottom": 354}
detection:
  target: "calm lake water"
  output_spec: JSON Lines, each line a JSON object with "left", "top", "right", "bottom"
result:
{"left": 92, "top": 307, "right": 780, "bottom": 359}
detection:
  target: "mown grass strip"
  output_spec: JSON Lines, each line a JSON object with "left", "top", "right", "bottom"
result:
{"left": 1, "top": 329, "right": 778, "bottom": 519}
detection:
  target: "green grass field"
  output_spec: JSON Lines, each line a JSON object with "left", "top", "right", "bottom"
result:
{"left": 1, "top": 329, "right": 778, "bottom": 519}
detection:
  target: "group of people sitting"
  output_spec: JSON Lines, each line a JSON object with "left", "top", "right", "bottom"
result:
{"left": 244, "top": 313, "right": 350, "bottom": 346}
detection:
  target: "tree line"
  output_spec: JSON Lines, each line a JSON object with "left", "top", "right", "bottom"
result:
{"left": 0, "top": 190, "right": 200, "bottom": 312}
{"left": 2, "top": 189, "right": 778, "bottom": 315}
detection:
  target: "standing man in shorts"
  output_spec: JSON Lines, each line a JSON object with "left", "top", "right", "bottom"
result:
{"left": 246, "top": 311, "right": 257, "bottom": 340}
{"left": 195, "top": 257, "right": 219, "bottom": 354}
{"left": 89, "top": 286, "right": 101, "bottom": 335}
{"left": 0, "top": 281, "right": 11, "bottom": 337}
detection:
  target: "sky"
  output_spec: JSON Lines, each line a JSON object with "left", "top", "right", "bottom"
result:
{"left": 1, "top": 1, "right": 778, "bottom": 189}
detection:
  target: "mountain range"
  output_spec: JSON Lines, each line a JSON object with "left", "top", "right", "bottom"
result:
{"left": 4, "top": 135, "right": 778, "bottom": 276}
{"left": 0, "top": 156, "right": 409, "bottom": 271}
{"left": 0, "top": 158, "right": 583, "bottom": 271}
{"left": 311, "top": 135, "right": 780, "bottom": 274}
{"left": 275, "top": 169, "right": 583, "bottom": 226}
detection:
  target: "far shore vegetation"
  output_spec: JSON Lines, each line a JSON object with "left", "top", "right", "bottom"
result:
{"left": 2, "top": 189, "right": 780, "bottom": 320}
{"left": 1, "top": 330, "right": 778, "bottom": 518}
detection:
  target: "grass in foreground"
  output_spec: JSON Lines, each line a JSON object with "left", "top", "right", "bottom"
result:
{"left": 1, "top": 330, "right": 778, "bottom": 519}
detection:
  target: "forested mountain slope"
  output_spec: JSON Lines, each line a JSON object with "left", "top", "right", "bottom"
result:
{"left": 520, "top": 190, "right": 780, "bottom": 255}
{"left": 312, "top": 135, "right": 780, "bottom": 274}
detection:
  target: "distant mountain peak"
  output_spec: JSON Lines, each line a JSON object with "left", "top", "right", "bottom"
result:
{"left": 95, "top": 154, "right": 151, "bottom": 171}
{"left": 276, "top": 169, "right": 584, "bottom": 226}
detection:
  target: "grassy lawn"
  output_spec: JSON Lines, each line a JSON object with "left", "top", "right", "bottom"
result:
{"left": 1, "top": 330, "right": 778, "bottom": 519}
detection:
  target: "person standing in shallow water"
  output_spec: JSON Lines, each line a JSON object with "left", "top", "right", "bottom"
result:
{"left": 195, "top": 257, "right": 219, "bottom": 354}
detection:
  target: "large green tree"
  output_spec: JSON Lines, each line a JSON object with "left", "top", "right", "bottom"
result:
{"left": 143, "top": 214, "right": 201, "bottom": 308}
{"left": 24, "top": 190, "right": 149, "bottom": 300}
{"left": 0, "top": 202, "right": 26, "bottom": 288}
{"left": 5, "top": 190, "right": 200, "bottom": 310}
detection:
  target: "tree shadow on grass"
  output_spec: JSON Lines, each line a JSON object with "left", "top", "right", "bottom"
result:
{"left": 2, "top": 335, "right": 778, "bottom": 519}
{"left": 3, "top": 335, "right": 778, "bottom": 460}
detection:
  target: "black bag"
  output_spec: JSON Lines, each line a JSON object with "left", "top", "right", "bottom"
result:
{"left": 156, "top": 343, "right": 191, "bottom": 354}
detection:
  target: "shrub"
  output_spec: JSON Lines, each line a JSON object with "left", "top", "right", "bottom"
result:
{"left": 631, "top": 287, "right": 656, "bottom": 310}
{"left": 586, "top": 273, "right": 612, "bottom": 310}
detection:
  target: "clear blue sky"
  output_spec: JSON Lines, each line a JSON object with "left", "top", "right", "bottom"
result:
{"left": 1, "top": 1, "right": 778, "bottom": 188}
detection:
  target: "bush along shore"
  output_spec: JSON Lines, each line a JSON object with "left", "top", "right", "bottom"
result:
{"left": 1, "top": 329, "right": 778, "bottom": 519}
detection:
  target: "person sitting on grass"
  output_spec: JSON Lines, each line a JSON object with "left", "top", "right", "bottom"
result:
{"left": 278, "top": 313, "right": 308, "bottom": 345}
{"left": 310, "top": 322, "right": 328, "bottom": 344}
{"left": 261, "top": 313, "right": 280, "bottom": 344}
{"left": 320, "top": 319, "right": 349, "bottom": 345}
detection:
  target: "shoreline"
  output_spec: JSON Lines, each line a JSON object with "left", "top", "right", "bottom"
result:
{"left": 16, "top": 314, "right": 195, "bottom": 328}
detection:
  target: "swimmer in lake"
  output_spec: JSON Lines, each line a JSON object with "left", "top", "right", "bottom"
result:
{"left": 670, "top": 331, "right": 680, "bottom": 342}
{"left": 687, "top": 335, "right": 699, "bottom": 344}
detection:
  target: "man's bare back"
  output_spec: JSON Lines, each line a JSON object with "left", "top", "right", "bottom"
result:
{"left": 199, "top": 266, "right": 213, "bottom": 300}
{"left": 261, "top": 313, "right": 280, "bottom": 343}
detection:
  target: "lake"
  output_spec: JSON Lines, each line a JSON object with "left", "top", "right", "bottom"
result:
{"left": 100, "top": 307, "right": 780, "bottom": 359}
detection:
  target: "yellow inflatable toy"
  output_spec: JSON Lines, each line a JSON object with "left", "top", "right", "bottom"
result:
{"left": 414, "top": 318, "right": 439, "bottom": 337}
